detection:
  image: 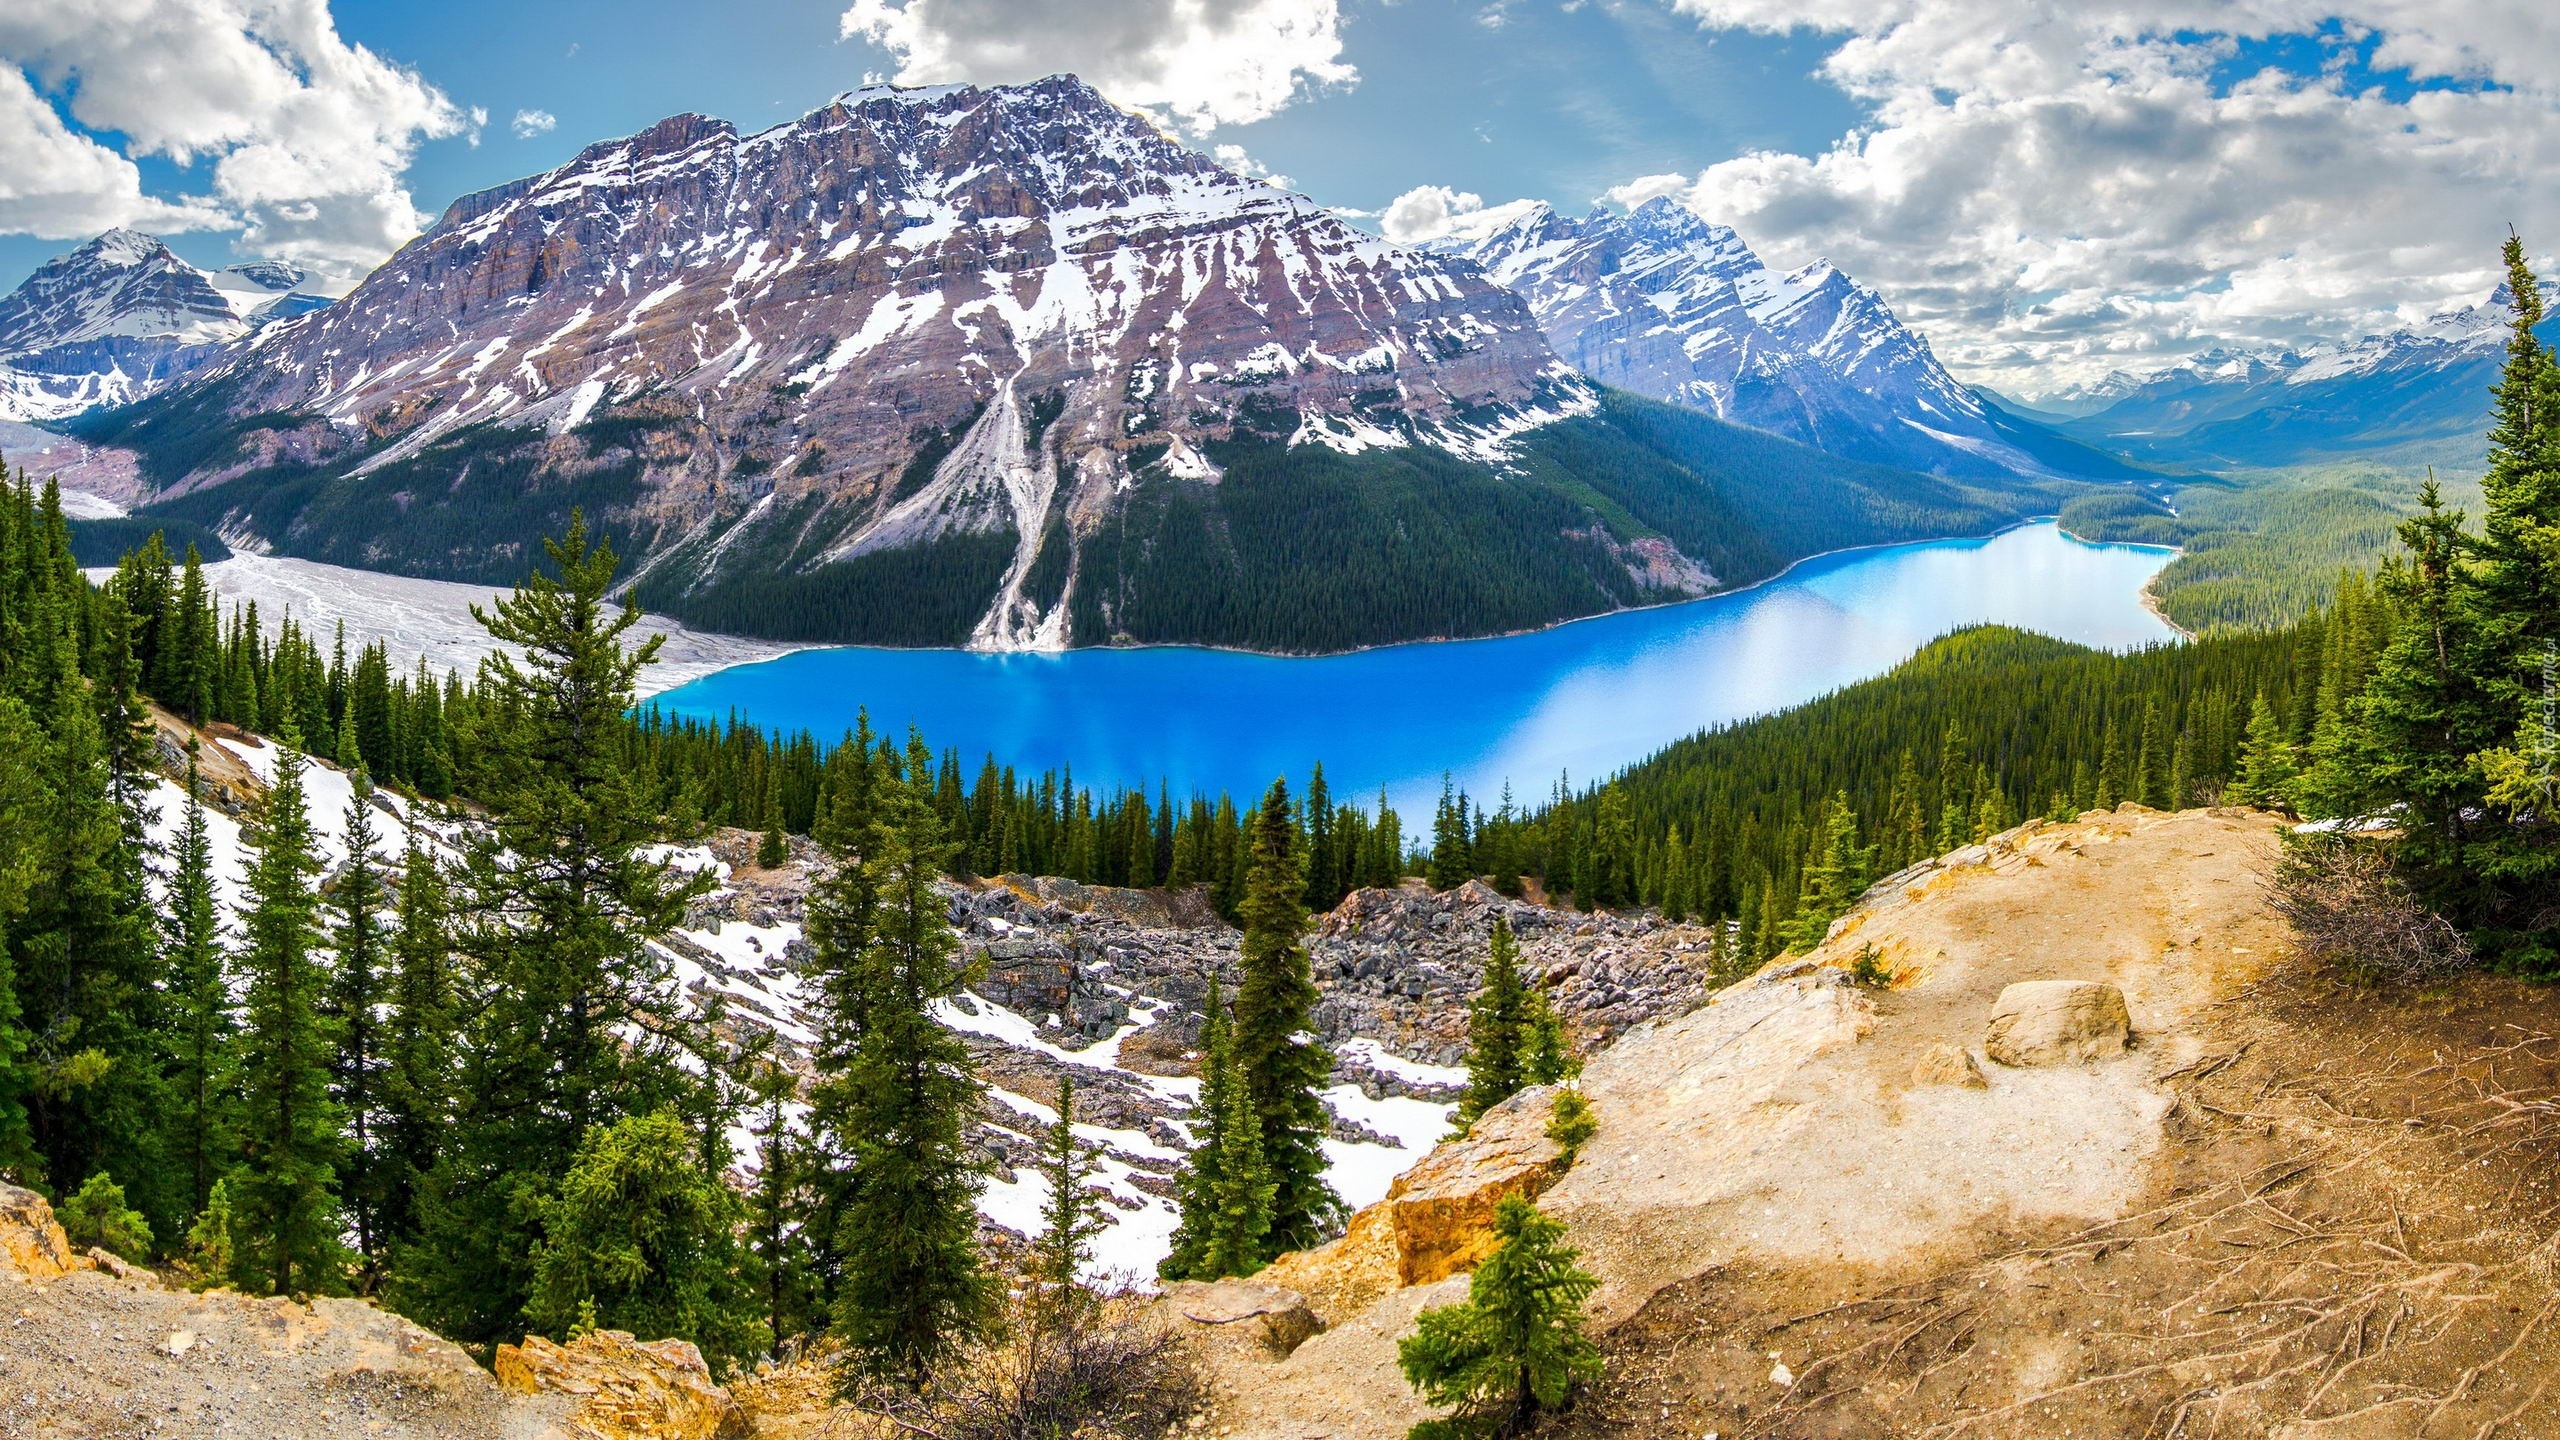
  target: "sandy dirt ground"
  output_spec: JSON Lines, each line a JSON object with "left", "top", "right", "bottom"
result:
{"left": 1215, "top": 807, "right": 2560, "bottom": 1440}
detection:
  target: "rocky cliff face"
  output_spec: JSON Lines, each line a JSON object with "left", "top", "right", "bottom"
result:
{"left": 1429, "top": 199, "right": 2063, "bottom": 479}
{"left": 0, "top": 229, "right": 321, "bottom": 423}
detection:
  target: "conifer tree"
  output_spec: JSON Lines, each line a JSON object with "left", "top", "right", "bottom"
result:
{"left": 741, "top": 1056, "right": 817, "bottom": 1350}
{"left": 1031, "top": 1074, "right": 1108, "bottom": 1301}
{"left": 230, "top": 743, "right": 349, "bottom": 1295}
{"left": 1430, "top": 775, "right": 1475, "bottom": 889}
{"left": 814, "top": 755, "right": 993, "bottom": 1382}
{"left": 1398, "top": 1196, "right": 1602, "bottom": 1440}
{"left": 1782, "top": 795, "right": 1872, "bottom": 953}
{"left": 525, "top": 1107, "right": 763, "bottom": 1370}
{"left": 2230, "top": 694, "right": 2300, "bottom": 809}
{"left": 162, "top": 745, "right": 232, "bottom": 1221}
{"left": 1457, "top": 918, "right": 1531, "bottom": 1130}
{"left": 379, "top": 840, "right": 453, "bottom": 1254}
{"left": 400, "top": 515, "right": 716, "bottom": 1342}
{"left": 0, "top": 695, "right": 47, "bottom": 1183}
{"left": 328, "top": 775, "right": 392, "bottom": 1277}
{"left": 1160, "top": 981, "right": 1272, "bottom": 1281}
{"left": 1232, "top": 779, "right": 1339, "bottom": 1254}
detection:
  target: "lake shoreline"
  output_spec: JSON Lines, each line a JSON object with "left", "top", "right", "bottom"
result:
{"left": 648, "top": 523, "right": 2181, "bottom": 817}
{"left": 669, "top": 516, "right": 2170, "bottom": 680}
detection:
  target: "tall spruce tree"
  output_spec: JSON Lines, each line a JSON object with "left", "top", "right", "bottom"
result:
{"left": 1232, "top": 779, "right": 1339, "bottom": 1255}
{"left": 162, "top": 745, "right": 232, "bottom": 1222}
{"left": 328, "top": 775, "right": 392, "bottom": 1278}
{"left": 1031, "top": 1074, "right": 1108, "bottom": 1300}
{"left": 813, "top": 750, "right": 993, "bottom": 1382}
{"left": 742, "top": 1055, "right": 818, "bottom": 1351}
{"left": 1160, "top": 979, "right": 1273, "bottom": 1281}
{"left": 378, "top": 840, "right": 453, "bottom": 1256}
{"left": 230, "top": 744, "right": 349, "bottom": 1295}
{"left": 1782, "top": 794, "right": 1873, "bottom": 953}
{"left": 0, "top": 694, "right": 49, "bottom": 1184}
{"left": 1457, "top": 918, "right": 1531, "bottom": 1130}
{"left": 399, "top": 515, "right": 717, "bottom": 1342}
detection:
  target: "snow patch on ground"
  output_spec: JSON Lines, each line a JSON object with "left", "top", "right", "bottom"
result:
{"left": 87, "top": 553, "right": 802, "bottom": 698}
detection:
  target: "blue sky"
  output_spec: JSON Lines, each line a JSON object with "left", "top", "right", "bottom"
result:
{"left": 2, "top": 1, "right": 2554, "bottom": 393}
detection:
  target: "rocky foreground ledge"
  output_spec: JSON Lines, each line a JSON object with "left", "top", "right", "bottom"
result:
{"left": 1158, "top": 805, "right": 2560, "bottom": 1440}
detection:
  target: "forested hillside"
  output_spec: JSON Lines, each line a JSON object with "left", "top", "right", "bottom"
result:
{"left": 2060, "top": 462, "right": 2464, "bottom": 631}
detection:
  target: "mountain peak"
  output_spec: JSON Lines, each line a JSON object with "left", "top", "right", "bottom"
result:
{"left": 1427, "top": 205, "right": 2047, "bottom": 477}
{"left": 83, "top": 229, "right": 173, "bottom": 267}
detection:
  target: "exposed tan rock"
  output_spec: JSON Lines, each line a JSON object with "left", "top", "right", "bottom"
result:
{"left": 0, "top": 1183, "right": 91, "bottom": 1280}
{"left": 1911, "top": 1040, "right": 1989, "bottom": 1088}
{"left": 1161, "top": 1279, "right": 1323, "bottom": 1359}
{"left": 1983, "top": 979, "right": 2134, "bottom": 1066}
{"left": 1212, "top": 808, "right": 2297, "bottom": 1440}
{"left": 495, "top": 1330, "right": 748, "bottom": 1440}
{"left": 1261, "top": 1083, "right": 1567, "bottom": 1319}
{"left": 83, "top": 1245, "right": 151, "bottom": 1281}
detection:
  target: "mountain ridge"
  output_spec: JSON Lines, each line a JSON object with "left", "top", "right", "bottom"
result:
{"left": 1425, "top": 198, "right": 2140, "bottom": 482}
{"left": 0, "top": 230, "right": 323, "bottom": 423}
{"left": 78, "top": 75, "right": 2058, "bottom": 654}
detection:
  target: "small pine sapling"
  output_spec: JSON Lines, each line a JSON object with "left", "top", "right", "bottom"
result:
{"left": 1398, "top": 1196, "right": 1602, "bottom": 1440}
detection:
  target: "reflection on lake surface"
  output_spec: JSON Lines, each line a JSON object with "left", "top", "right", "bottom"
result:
{"left": 651, "top": 522, "right": 2176, "bottom": 813}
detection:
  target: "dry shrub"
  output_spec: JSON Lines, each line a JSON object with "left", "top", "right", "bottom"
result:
{"left": 855, "top": 1292, "right": 1202, "bottom": 1440}
{"left": 2267, "top": 833, "right": 2474, "bottom": 983}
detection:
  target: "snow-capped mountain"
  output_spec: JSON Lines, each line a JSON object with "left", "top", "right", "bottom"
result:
{"left": 1428, "top": 200, "right": 2087, "bottom": 479}
{"left": 2047, "top": 287, "right": 2555, "bottom": 469}
{"left": 0, "top": 230, "right": 325, "bottom": 422}
{"left": 96, "top": 76, "right": 2049, "bottom": 652}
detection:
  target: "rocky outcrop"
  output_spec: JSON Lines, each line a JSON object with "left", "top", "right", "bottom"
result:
{"left": 1161, "top": 1280, "right": 1324, "bottom": 1360}
{"left": 1911, "top": 1039, "right": 1990, "bottom": 1087}
{"left": 495, "top": 1330, "right": 748, "bottom": 1440}
{"left": 0, "top": 1183, "right": 91, "bottom": 1280}
{"left": 1200, "top": 807, "right": 2306, "bottom": 1440}
{"left": 1983, "top": 978, "right": 2134, "bottom": 1066}
{"left": 1262, "top": 1084, "right": 1568, "bottom": 1320}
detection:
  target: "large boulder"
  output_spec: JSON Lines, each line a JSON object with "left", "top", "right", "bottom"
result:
{"left": 495, "top": 1330, "right": 748, "bottom": 1440}
{"left": 1161, "top": 1279, "right": 1324, "bottom": 1360}
{"left": 1262, "top": 1083, "right": 1568, "bottom": 1319}
{"left": 1983, "top": 980, "right": 2133, "bottom": 1066}
{"left": 0, "top": 1183, "right": 91, "bottom": 1279}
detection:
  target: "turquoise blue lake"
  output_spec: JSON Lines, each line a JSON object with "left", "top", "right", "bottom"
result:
{"left": 650, "top": 521, "right": 2176, "bottom": 814}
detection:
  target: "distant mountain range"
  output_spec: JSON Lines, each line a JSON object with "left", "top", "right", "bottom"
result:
{"left": 0, "top": 230, "right": 325, "bottom": 423}
{"left": 62, "top": 76, "right": 2053, "bottom": 653}
{"left": 1427, "top": 200, "right": 2139, "bottom": 482}
{"left": 2022, "top": 288, "right": 2559, "bottom": 472}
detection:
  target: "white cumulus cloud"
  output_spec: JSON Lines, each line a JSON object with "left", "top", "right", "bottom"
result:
{"left": 1378, "top": 185, "right": 1551, "bottom": 246}
{"left": 1211, "top": 143, "right": 1291, "bottom": 190}
{"left": 0, "top": 65, "right": 230, "bottom": 238}
{"left": 1634, "top": 0, "right": 2560, "bottom": 394}
{"left": 512, "top": 108, "right": 557, "bottom": 139}
{"left": 1380, "top": 185, "right": 1485, "bottom": 244}
{"left": 0, "top": 0, "right": 469, "bottom": 289}
{"left": 840, "top": 0, "right": 1356, "bottom": 133}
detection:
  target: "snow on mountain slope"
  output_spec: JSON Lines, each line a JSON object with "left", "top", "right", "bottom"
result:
{"left": 110, "top": 75, "right": 1581, "bottom": 651}
{"left": 0, "top": 230, "right": 326, "bottom": 422}
{"left": 2044, "top": 285, "right": 2553, "bottom": 468}
{"left": 1429, "top": 199, "right": 2054, "bottom": 479}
